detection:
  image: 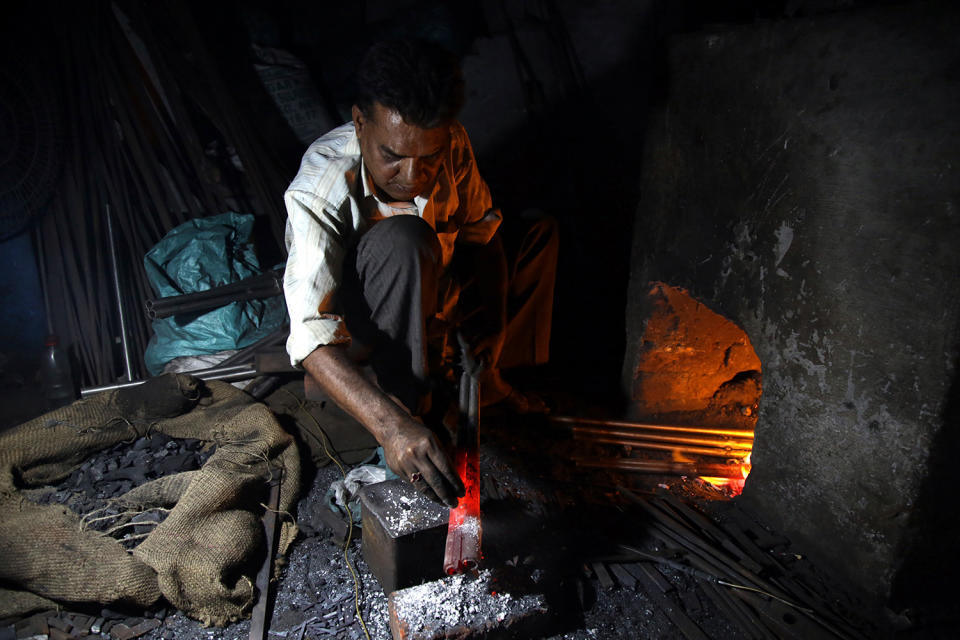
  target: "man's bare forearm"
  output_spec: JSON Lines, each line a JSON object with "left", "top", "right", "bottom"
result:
{"left": 300, "top": 344, "right": 465, "bottom": 506}
{"left": 301, "top": 344, "right": 407, "bottom": 444}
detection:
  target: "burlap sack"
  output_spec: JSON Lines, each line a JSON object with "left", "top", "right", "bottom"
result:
{"left": 0, "top": 374, "right": 300, "bottom": 625}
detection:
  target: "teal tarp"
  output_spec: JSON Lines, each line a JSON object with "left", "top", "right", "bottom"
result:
{"left": 143, "top": 213, "right": 287, "bottom": 374}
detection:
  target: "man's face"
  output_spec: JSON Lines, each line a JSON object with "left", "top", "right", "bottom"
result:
{"left": 352, "top": 102, "right": 451, "bottom": 202}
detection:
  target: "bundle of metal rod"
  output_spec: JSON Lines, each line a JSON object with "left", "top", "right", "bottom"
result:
{"left": 551, "top": 415, "right": 753, "bottom": 459}
{"left": 443, "top": 340, "right": 482, "bottom": 575}
{"left": 145, "top": 270, "right": 283, "bottom": 319}
{"left": 33, "top": 3, "right": 297, "bottom": 388}
{"left": 573, "top": 432, "right": 751, "bottom": 458}
{"left": 573, "top": 456, "right": 747, "bottom": 479}
{"left": 615, "top": 493, "right": 865, "bottom": 640}
{"left": 551, "top": 415, "right": 754, "bottom": 439}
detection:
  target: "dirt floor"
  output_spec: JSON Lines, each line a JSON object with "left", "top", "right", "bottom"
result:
{"left": 0, "top": 377, "right": 878, "bottom": 640}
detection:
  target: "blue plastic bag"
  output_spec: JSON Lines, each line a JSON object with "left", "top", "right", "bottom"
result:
{"left": 143, "top": 213, "right": 287, "bottom": 375}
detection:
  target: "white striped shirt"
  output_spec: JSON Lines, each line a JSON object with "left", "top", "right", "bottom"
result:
{"left": 283, "top": 121, "right": 502, "bottom": 367}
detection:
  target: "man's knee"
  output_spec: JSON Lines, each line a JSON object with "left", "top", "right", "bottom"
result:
{"left": 517, "top": 209, "right": 560, "bottom": 266}
{"left": 358, "top": 215, "right": 442, "bottom": 268}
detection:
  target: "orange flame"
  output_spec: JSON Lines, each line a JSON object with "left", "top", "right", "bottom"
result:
{"left": 699, "top": 453, "right": 752, "bottom": 496}
{"left": 631, "top": 284, "right": 761, "bottom": 499}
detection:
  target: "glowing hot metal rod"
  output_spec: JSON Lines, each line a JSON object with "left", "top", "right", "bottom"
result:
{"left": 443, "top": 335, "right": 483, "bottom": 575}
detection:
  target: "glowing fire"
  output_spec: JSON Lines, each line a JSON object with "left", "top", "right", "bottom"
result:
{"left": 630, "top": 283, "right": 761, "bottom": 499}
{"left": 443, "top": 446, "right": 482, "bottom": 574}
{"left": 668, "top": 448, "right": 752, "bottom": 496}
{"left": 699, "top": 453, "right": 752, "bottom": 496}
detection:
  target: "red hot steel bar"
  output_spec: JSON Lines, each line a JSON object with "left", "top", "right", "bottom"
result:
{"left": 443, "top": 353, "right": 482, "bottom": 574}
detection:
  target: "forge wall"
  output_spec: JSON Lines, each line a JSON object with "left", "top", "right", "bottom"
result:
{"left": 623, "top": 2, "right": 960, "bottom": 611}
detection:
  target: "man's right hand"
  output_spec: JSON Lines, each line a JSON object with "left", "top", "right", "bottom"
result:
{"left": 381, "top": 416, "right": 465, "bottom": 507}
{"left": 301, "top": 344, "right": 464, "bottom": 507}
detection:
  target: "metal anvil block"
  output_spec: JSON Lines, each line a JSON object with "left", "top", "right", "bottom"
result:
{"left": 359, "top": 478, "right": 450, "bottom": 594}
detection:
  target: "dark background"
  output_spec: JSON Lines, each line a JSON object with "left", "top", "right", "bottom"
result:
{"left": 0, "top": 0, "right": 895, "bottom": 401}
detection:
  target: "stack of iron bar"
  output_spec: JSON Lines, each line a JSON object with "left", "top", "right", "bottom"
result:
{"left": 585, "top": 493, "right": 868, "bottom": 639}
{"left": 549, "top": 416, "right": 752, "bottom": 479}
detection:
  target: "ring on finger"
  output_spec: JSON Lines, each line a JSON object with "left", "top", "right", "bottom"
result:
{"left": 410, "top": 471, "right": 423, "bottom": 483}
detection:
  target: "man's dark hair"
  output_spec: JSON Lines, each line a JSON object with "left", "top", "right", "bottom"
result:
{"left": 355, "top": 38, "right": 464, "bottom": 128}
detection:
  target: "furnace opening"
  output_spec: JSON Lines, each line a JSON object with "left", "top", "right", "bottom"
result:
{"left": 626, "top": 282, "right": 761, "bottom": 495}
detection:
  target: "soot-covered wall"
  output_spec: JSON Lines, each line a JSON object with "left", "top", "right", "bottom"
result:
{"left": 623, "top": 2, "right": 960, "bottom": 609}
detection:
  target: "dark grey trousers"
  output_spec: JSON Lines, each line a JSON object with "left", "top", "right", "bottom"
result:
{"left": 342, "top": 216, "right": 441, "bottom": 415}
{"left": 341, "top": 214, "right": 558, "bottom": 415}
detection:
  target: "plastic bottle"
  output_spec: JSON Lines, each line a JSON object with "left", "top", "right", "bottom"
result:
{"left": 40, "top": 335, "right": 76, "bottom": 410}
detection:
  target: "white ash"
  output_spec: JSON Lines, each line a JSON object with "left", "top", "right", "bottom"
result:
{"left": 391, "top": 568, "right": 546, "bottom": 633}
{"left": 376, "top": 482, "right": 448, "bottom": 538}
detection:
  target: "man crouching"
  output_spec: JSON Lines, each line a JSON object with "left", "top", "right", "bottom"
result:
{"left": 283, "top": 38, "right": 558, "bottom": 506}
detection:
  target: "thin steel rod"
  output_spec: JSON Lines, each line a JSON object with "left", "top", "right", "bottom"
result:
{"left": 551, "top": 415, "right": 754, "bottom": 439}
{"left": 575, "top": 434, "right": 751, "bottom": 459}
{"left": 33, "top": 226, "right": 54, "bottom": 336}
{"left": 80, "top": 363, "right": 256, "bottom": 397}
{"left": 106, "top": 204, "right": 134, "bottom": 382}
{"left": 572, "top": 426, "right": 752, "bottom": 449}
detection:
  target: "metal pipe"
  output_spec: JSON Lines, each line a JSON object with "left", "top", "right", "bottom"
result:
{"left": 195, "top": 369, "right": 261, "bottom": 383}
{"left": 106, "top": 204, "right": 134, "bottom": 381}
{"left": 572, "top": 426, "right": 753, "bottom": 449}
{"left": 574, "top": 434, "right": 751, "bottom": 459}
{"left": 146, "top": 285, "right": 282, "bottom": 319}
{"left": 80, "top": 362, "right": 256, "bottom": 397}
{"left": 550, "top": 415, "right": 754, "bottom": 439}
{"left": 33, "top": 226, "right": 54, "bottom": 336}
{"left": 145, "top": 270, "right": 283, "bottom": 319}
{"left": 147, "top": 269, "right": 282, "bottom": 306}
